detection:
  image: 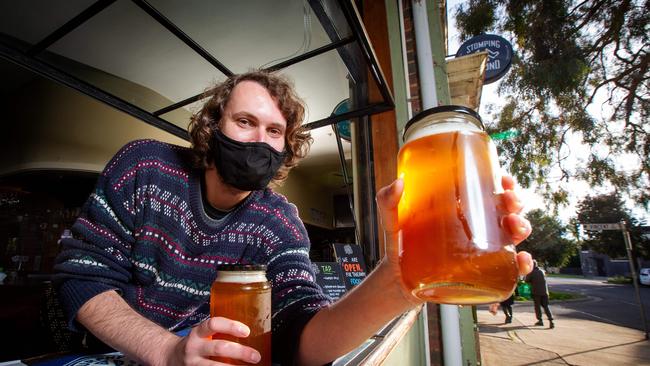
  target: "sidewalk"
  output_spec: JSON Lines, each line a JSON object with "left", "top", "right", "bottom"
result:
{"left": 477, "top": 306, "right": 650, "bottom": 365}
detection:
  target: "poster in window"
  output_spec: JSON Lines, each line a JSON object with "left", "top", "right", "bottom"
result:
{"left": 332, "top": 243, "right": 367, "bottom": 290}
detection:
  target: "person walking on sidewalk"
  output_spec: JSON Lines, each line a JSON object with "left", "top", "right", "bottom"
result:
{"left": 500, "top": 292, "right": 515, "bottom": 324}
{"left": 526, "top": 260, "right": 554, "bottom": 328}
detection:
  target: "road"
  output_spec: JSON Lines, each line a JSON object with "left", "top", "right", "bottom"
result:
{"left": 514, "top": 276, "right": 650, "bottom": 331}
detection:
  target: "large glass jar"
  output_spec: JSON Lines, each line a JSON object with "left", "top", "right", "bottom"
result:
{"left": 397, "top": 105, "right": 518, "bottom": 304}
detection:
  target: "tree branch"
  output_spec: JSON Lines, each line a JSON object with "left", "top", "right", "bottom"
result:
{"left": 572, "top": 0, "right": 606, "bottom": 31}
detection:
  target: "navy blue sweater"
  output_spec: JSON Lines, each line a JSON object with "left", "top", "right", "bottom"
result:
{"left": 54, "top": 139, "right": 330, "bottom": 364}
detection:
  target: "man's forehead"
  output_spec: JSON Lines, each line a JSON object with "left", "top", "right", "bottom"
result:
{"left": 231, "top": 80, "right": 270, "bottom": 99}
{"left": 227, "top": 82, "right": 266, "bottom": 107}
{"left": 226, "top": 81, "right": 286, "bottom": 124}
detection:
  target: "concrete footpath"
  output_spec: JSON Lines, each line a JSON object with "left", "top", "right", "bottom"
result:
{"left": 476, "top": 305, "right": 650, "bottom": 365}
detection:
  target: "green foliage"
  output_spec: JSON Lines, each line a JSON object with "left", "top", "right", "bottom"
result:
{"left": 576, "top": 192, "right": 650, "bottom": 258}
{"left": 455, "top": 0, "right": 650, "bottom": 208}
{"left": 606, "top": 275, "right": 632, "bottom": 284}
{"left": 548, "top": 291, "right": 583, "bottom": 300}
{"left": 564, "top": 250, "right": 582, "bottom": 268}
{"left": 517, "top": 209, "right": 578, "bottom": 267}
{"left": 515, "top": 289, "right": 583, "bottom": 301}
{"left": 455, "top": 0, "right": 498, "bottom": 40}
{"left": 547, "top": 273, "right": 583, "bottom": 278}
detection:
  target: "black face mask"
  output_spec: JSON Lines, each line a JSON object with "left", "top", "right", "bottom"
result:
{"left": 211, "top": 129, "right": 287, "bottom": 191}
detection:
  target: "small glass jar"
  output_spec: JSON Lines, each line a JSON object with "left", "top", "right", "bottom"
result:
{"left": 397, "top": 105, "right": 518, "bottom": 304}
{"left": 210, "top": 264, "right": 271, "bottom": 365}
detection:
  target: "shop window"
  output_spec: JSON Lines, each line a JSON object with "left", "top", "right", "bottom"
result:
{"left": 305, "top": 223, "right": 356, "bottom": 263}
{"left": 0, "top": 170, "right": 97, "bottom": 361}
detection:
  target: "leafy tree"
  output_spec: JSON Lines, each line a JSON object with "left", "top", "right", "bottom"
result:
{"left": 455, "top": 0, "right": 649, "bottom": 208}
{"left": 518, "top": 208, "right": 578, "bottom": 267}
{"left": 575, "top": 192, "right": 649, "bottom": 258}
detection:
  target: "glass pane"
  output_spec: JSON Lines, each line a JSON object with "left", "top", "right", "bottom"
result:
{"left": 280, "top": 48, "right": 352, "bottom": 124}
{"left": 41, "top": 0, "right": 223, "bottom": 113}
{"left": 302, "top": 123, "right": 352, "bottom": 176}
{"left": 149, "top": 0, "right": 349, "bottom": 73}
{"left": 313, "top": 0, "right": 353, "bottom": 42}
{"left": 159, "top": 98, "right": 208, "bottom": 131}
{"left": 0, "top": 0, "right": 93, "bottom": 46}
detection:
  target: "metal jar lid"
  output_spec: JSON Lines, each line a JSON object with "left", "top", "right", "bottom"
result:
{"left": 216, "top": 264, "right": 267, "bottom": 272}
{"left": 403, "top": 105, "right": 485, "bottom": 142}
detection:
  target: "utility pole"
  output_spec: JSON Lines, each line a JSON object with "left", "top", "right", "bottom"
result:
{"left": 582, "top": 221, "right": 649, "bottom": 339}
{"left": 619, "top": 221, "right": 649, "bottom": 340}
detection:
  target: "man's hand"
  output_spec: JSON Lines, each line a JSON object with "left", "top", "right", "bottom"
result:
{"left": 165, "top": 317, "right": 261, "bottom": 366}
{"left": 499, "top": 175, "right": 534, "bottom": 275}
{"left": 77, "top": 291, "right": 261, "bottom": 366}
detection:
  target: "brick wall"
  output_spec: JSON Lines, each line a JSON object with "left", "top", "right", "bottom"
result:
{"left": 402, "top": 0, "right": 422, "bottom": 116}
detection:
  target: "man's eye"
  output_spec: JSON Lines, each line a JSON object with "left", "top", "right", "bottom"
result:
{"left": 269, "top": 129, "right": 283, "bottom": 137}
{"left": 238, "top": 119, "right": 252, "bottom": 126}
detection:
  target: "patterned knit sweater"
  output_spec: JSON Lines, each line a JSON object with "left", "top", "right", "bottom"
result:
{"left": 54, "top": 139, "right": 331, "bottom": 364}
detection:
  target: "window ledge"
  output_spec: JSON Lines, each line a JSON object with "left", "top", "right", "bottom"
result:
{"left": 333, "top": 305, "right": 423, "bottom": 365}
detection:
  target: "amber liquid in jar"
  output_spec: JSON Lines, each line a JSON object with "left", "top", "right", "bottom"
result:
{"left": 398, "top": 108, "right": 518, "bottom": 304}
{"left": 210, "top": 266, "right": 271, "bottom": 366}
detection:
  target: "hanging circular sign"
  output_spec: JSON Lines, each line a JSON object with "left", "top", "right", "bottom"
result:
{"left": 455, "top": 33, "right": 513, "bottom": 84}
{"left": 332, "top": 99, "right": 351, "bottom": 141}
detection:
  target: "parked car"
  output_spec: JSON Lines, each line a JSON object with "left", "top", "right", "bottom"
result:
{"left": 640, "top": 268, "right": 650, "bottom": 286}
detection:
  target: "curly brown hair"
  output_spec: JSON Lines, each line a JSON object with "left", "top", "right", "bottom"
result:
{"left": 188, "top": 70, "right": 312, "bottom": 183}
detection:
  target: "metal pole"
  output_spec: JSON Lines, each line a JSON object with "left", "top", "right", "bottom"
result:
{"left": 333, "top": 123, "right": 361, "bottom": 246}
{"left": 412, "top": 1, "right": 438, "bottom": 107}
{"left": 620, "top": 221, "right": 649, "bottom": 340}
{"left": 412, "top": 1, "right": 462, "bottom": 365}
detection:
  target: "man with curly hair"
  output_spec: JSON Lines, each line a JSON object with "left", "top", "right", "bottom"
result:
{"left": 55, "top": 70, "right": 533, "bottom": 365}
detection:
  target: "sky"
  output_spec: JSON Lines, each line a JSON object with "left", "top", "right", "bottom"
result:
{"left": 445, "top": 0, "right": 649, "bottom": 225}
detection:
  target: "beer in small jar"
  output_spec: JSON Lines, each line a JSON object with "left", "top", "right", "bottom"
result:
{"left": 210, "top": 264, "right": 271, "bottom": 365}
